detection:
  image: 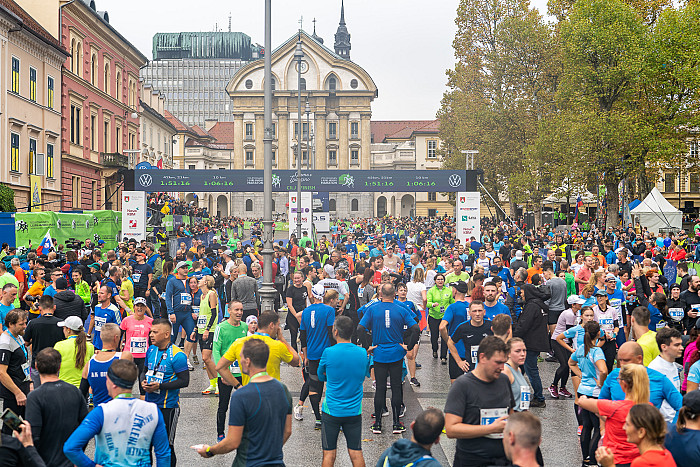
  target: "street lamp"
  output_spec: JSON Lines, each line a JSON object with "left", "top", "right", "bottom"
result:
{"left": 259, "top": 0, "right": 276, "bottom": 313}
{"left": 294, "top": 37, "right": 304, "bottom": 239}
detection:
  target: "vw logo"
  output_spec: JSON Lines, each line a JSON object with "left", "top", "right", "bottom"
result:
{"left": 448, "top": 174, "right": 462, "bottom": 188}
{"left": 139, "top": 174, "right": 153, "bottom": 188}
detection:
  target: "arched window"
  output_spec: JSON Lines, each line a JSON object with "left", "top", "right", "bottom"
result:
{"left": 104, "top": 63, "right": 110, "bottom": 95}
{"left": 245, "top": 199, "right": 253, "bottom": 211}
{"left": 299, "top": 78, "right": 306, "bottom": 91}
{"left": 91, "top": 55, "right": 97, "bottom": 86}
{"left": 351, "top": 199, "right": 359, "bottom": 212}
{"left": 75, "top": 42, "right": 82, "bottom": 75}
{"left": 329, "top": 199, "right": 336, "bottom": 211}
{"left": 328, "top": 76, "right": 336, "bottom": 91}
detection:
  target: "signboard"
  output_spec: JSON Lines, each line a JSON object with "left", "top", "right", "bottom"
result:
{"left": 456, "top": 192, "right": 481, "bottom": 245}
{"left": 289, "top": 192, "right": 312, "bottom": 235}
{"left": 30, "top": 175, "right": 42, "bottom": 212}
{"left": 121, "top": 191, "right": 146, "bottom": 242}
{"left": 313, "top": 192, "right": 329, "bottom": 212}
{"left": 313, "top": 212, "right": 330, "bottom": 232}
{"left": 134, "top": 169, "right": 469, "bottom": 193}
{"left": 15, "top": 211, "right": 121, "bottom": 250}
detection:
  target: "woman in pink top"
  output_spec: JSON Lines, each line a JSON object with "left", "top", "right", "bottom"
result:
{"left": 119, "top": 296, "right": 153, "bottom": 396}
{"left": 682, "top": 329, "right": 698, "bottom": 392}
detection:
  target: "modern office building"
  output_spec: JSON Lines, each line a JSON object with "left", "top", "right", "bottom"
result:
{"left": 140, "top": 31, "right": 262, "bottom": 127}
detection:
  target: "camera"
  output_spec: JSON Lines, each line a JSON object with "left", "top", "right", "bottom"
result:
{"left": 66, "top": 238, "right": 83, "bottom": 250}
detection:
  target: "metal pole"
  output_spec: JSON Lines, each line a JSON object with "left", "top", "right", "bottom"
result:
{"left": 259, "top": 0, "right": 275, "bottom": 313}
{"left": 294, "top": 38, "right": 303, "bottom": 239}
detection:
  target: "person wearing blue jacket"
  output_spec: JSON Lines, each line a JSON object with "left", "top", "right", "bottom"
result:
{"left": 376, "top": 408, "right": 444, "bottom": 467}
{"left": 64, "top": 360, "right": 170, "bottom": 467}
{"left": 165, "top": 261, "right": 195, "bottom": 367}
{"left": 599, "top": 341, "right": 682, "bottom": 418}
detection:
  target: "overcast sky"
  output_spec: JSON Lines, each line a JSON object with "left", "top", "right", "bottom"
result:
{"left": 105, "top": 0, "right": 550, "bottom": 120}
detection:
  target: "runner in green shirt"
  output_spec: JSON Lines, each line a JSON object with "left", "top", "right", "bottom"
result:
{"left": 212, "top": 300, "right": 248, "bottom": 441}
{"left": 193, "top": 276, "right": 219, "bottom": 395}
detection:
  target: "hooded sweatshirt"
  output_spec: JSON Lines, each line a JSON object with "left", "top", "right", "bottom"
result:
{"left": 375, "top": 439, "right": 441, "bottom": 467}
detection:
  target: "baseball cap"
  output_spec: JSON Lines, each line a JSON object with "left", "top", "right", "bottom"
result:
{"left": 605, "top": 273, "right": 616, "bottom": 282}
{"left": 88, "top": 262, "right": 100, "bottom": 269}
{"left": 594, "top": 289, "right": 608, "bottom": 297}
{"left": 57, "top": 316, "right": 83, "bottom": 331}
{"left": 312, "top": 283, "right": 325, "bottom": 301}
{"left": 489, "top": 265, "right": 500, "bottom": 274}
{"left": 567, "top": 295, "right": 586, "bottom": 305}
{"left": 176, "top": 261, "right": 189, "bottom": 270}
{"left": 223, "top": 249, "right": 233, "bottom": 256}
{"left": 55, "top": 278, "right": 68, "bottom": 290}
{"left": 449, "top": 280, "right": 468, "bottom": 294}
{"left": 134, "top": 297, "right": 148, "bottom": 306}
{"left": 670, "top": 283, "right": 681, "bottom": 291}
{"left": 682, "top": 389, "right": 700, "bottom": 413}
{"left": 323, "top": 264, "right": 336, "bottom": 279}
{"left": 245, "top": 315, "right": 258, "bottom": 326}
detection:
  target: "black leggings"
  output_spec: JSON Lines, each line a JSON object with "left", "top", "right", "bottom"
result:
{"left": 601, "top": 340, "right": 617, "bottom": 373}
{"left": 217, "top": 376, "right": 241, "bottom": 437}
{"left": 551, "top": 340, "right": 571, "bottom": 388}
{"left": 374, "top": 360, "right": 403, "bottom": 425}
{"left": 298, "top": 365, "right": 310, "bottom": 403}
{"left": 578, "top": 394, "right": 600, "bottom": 462}
{"left": 286, "top": 313, "right": 300, "bottom": 352}
{"left": 428, "top": 316, "right": 447, "bottom": 358}
{"left": 134, "top": 357, "right": 146, "bottom": 395}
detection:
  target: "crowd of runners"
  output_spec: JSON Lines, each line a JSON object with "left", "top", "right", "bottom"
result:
{"left": 1, "top": 215, "right": 700, "bottom": 466}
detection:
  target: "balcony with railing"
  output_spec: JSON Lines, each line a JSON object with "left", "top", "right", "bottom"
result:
{"left": 101, "top": 152, "right": 128, "bottom": 168}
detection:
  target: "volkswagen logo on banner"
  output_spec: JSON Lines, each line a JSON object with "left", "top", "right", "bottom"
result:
{"left": 139, "top": 174, "right": 153, "bottom": 188}
{"left": 448, "top": 174, "right": 462, "bottom": 188}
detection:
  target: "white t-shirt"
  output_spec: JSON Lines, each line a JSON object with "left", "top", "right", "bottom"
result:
{"left": 406, "top": 281, "right": 427, "bottom": 311}
{"left": 648, "top": 355, "right": 681, "bottom": 422}
{"left": 224, "top": 260, "right": 235, "bottom": 283}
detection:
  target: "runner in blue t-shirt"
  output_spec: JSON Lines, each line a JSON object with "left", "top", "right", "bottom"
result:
{"left": 141, "top": 318, "right": 190, "bottom": 466}
{"left": 359, "top": 283, "right": 419, "bottom": 435}
{"left": 318, "top": 316, "right": 369, "bottom": 465}
{"left": 440, "top": 281, "right": 470, "bottom": 381}
{"left": 92, "top": 285, "right": 122, "bottom": 351}
{"left": 300, "top": 284, "right": 338, "bottom": 428}
{"left": 396, "top": 284, "right": 422, "bottom": 387}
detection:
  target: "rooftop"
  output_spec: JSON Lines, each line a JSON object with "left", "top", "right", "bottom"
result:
{"left": 370, "top": 120, "right": 439, "bottom": 143}
{"left": 0, "top": 0, "right": 67, "bottom": 56}
{"left": 152, "top": 31, "right": 261, "bottom": 61}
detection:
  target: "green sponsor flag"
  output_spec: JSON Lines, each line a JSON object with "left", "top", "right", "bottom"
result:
{"left": 164, "top": 215, "right": 174, "bottom": 232}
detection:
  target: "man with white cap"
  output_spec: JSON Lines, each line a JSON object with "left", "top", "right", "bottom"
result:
{"left": 549, "top": 295, "right": 585, "bottom": 399}
{"left": 300, "top": 283, "right": 338, "bottom": 429}
{"left": 605, "top": 272, "right": 627, "bottom": 346}
{"left": 509, "top": 250, "right": 527, "bottom": 277}
{"left": 165, "top": 261, "right": 195, "bottom": 369}
{"left": 317, "top": 264, "right": 342, "bottom": 298}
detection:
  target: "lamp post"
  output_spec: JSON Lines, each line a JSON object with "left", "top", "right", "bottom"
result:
{"left": 294, "top": 37, "right": 303, "bottom": 239}
{"left": 259, "top": 0, "right": 275, "bottom": 313}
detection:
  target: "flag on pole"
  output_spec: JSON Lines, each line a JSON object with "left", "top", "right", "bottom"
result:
{"left": 574, "top": 195, "right": 583, "bottom": 223}
{"left": 36, "top": 229, "right": 53, "bottom": 255}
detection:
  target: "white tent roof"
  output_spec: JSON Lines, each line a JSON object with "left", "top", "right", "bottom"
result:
{"left": 630, "top": 187, "right": 680, "bottom": 214}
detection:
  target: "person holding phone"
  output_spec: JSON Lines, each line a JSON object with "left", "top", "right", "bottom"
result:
{"left": 0, "top": 417, "right": 44, "bottom": 467}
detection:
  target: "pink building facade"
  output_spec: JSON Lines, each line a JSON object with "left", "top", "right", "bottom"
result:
{"left": 59, "top": 0, "right": 146, "bottom": 210}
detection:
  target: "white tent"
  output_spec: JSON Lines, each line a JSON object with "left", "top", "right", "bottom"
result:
{"left": 630, "top": 187, "right": 682, "bottom": 232}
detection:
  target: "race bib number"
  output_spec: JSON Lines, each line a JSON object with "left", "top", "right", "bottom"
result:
{"left": 599, "top": 317, "right": 614, "bottom": 332}
{"left": 669, "top": 308, "right": 684, "bottom": 322}
{"left": 656, "top": 320, "right": 667, "bottom": 330}
{"left": 197, "top": 314, "right": 208, "bottom": 329}
{"left": 130, "top": 337, "right": 148, "bottom": 354}
{"left": 231, "top": 360, "right": 241, "bottom": 374}
{"left": 471, "top": 345, "right": 479, "bottom": 364}
{"left": 180, "top": 293, "right": 192, "bottom": 305}
{"left": 21, "top": 361, "right": 30, "bottom": 381}
{"left": 133, "top": 273, "right": 142, "bottom": 283}
{"left": 94, "top": 316, "right": 107, "bottom": 331}
{"left": 520, "top": 386, "right": 531, "bottom": 411}
{"left": 480, "top": 407, "right": 508, "bottom": 439}
{"left": 610, "top": 298, "right": 622, "bottom": 309}
{"left": 145, "top": 370, "right": 164, "bottom": 393}
{"left": 160, "top": 292, "right": 166, "bottom": 300}
{"left": 692, "top": 304, "right": 700, "bottom": 313}
{"left": 191, "top": 306, "right": 200, "bottom": 315}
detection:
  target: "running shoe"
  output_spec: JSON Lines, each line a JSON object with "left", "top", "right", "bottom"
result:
{"left": 409, "top": 377, "right": 421, "bottom": 387}
{"left": 440, "top": 358, "right": 447, "bottom": 365}
{"left": 415, "top": 363, "right": 422, "bottom": 369}
{"left": 559, "top": 387, "right": 573, "bottom": 398}
{"left": 399, "top": 404, "right": 406, "bottom": 418}
{"left": 315, "top": 419, "right": 322, "bottom": 430}
{"left": 577, "top": 425, "right": 583, "bottom": 436}
{"left": 545, "top": 355, "right": 557, "bottom": 363}
{"left": 215, "top": 386, "right": 220, "bottom": 396}
{"left": 293, "top": 404, "right": 304, "bottom": 421}
{"left": 192, "top": 355, "right": 199, "bottom": 365}
{"left": 548, "top": 385, "right": 560, "bottom": 399}
{"left": 217, "top": 434, "right": 225, "bottom": 443}
{"left": 537, "top": 355, "right": 544, "bottom": 363}
{"left": 371, "top": 408, "right": 390, "bottom": 418}
{"left": 187, "top": 360, "right": 194, "bottom": 371}
{"left": 392, "top": 422, "right": 406, "bottom": 434}
{"left": 530, "top": 399, "right": 546, "bottom": 408}
{"left": 371, "top": 422, "right": 382, "bottom": 434}
{"left": 201, "top": 385, "right": 217, "bottom": 395}
{"left": 432, "top": 351, "right": 438, "bottom": 359}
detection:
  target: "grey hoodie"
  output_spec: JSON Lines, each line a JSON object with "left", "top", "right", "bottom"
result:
{"left": 375, "top": 438, "right": 442, "bottom": 467}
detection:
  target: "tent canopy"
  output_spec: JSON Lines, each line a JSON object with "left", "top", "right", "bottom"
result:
{"left": 630, "top": 187, "right": 681, "bottom": 232}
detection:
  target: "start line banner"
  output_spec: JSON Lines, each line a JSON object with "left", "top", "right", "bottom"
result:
{"left": 134, "top": 169, "right": 469, "bottom": 193}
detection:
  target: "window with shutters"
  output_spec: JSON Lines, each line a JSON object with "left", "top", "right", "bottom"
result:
{"left": 328, "top": 150, "right": 337, "bottom": 166}
{"left": 328, "top": 122, "right": 337, "bottom": 140}
{"left": 29, "top": 67, "right": 36, "bottom": 102}
{"left": 29, "top": 138, "right": 37, "bottom": 174}
{"left": 10, "top": 133, "right": 20, "bottom": 172}
{"left": 47, "top": 76, "right": 54, "bottom": 108}
{"left": 11, "top": 57, "right": 19, "bottom": 93}
{"left": 46, "top": 143, "right": 54, "bottom": 178}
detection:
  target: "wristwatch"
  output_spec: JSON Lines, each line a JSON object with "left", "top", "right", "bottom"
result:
{"left": 205, "top": 446, "right": 215, "bottom": 458}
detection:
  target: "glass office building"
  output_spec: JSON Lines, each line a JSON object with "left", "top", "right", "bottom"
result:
{"left": 141, "top": 32, "right": 262, "bottom": 127}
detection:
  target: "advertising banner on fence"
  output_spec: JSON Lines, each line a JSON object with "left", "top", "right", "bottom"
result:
{"left": 121, "top": 191, "right": 147, "bottom": 242}
{"left": 15, "top": 211, "right": 121, "bottom": 250}
{"left": 134, "top": 169, "right": 469, "bottom": 193}
{"left": 289, "top": 192, "right": 312, "bottom": 235}
{"left": 456, "top": 192, "right": 481, "bottom": 245}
